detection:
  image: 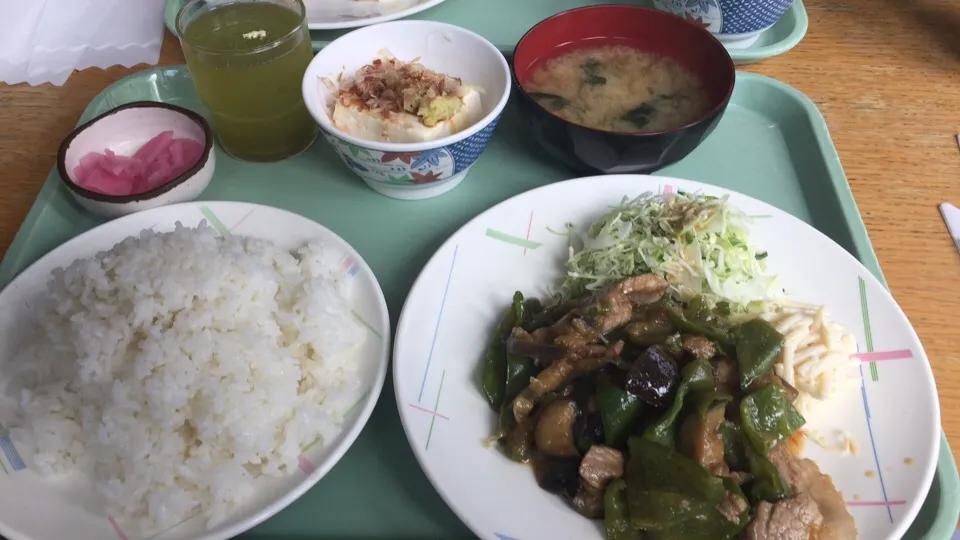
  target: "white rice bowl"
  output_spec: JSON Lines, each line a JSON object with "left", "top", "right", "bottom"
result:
{"left": 0, "top": 206, "right": 390, "bottom": 540}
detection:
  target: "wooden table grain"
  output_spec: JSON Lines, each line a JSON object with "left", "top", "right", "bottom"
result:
{"left": 0, "top": 0, "right": 958, "bottom": 473}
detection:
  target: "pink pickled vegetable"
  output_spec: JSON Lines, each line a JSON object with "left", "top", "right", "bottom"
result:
{"left": 71, "top": 131, "right": 204, "bottom": 196}
{"left": 132, "top": 130, "right": 174, "bottom": 164}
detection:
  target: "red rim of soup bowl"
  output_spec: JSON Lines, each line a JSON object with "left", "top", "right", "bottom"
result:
{"left": 512, "top": 5, "right": 736, "bottom": 137}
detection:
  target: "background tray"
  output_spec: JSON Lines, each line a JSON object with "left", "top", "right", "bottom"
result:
{"left": 1, "top": 65, "right": 957, "bottom": 539}
{"left": 163, "top": 0, "right": 808, "bottom": 65}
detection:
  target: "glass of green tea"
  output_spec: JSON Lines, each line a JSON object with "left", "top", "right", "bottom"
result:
{"left": 176, "top": 0, "right": 318, "bottom": 162}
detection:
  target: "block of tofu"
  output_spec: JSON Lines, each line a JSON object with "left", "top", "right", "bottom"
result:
{"left": 331, "top": 55, "right": 485, "bottom": 144}
{"left": 332, "top": 90, "right": 482, "bottom": 143}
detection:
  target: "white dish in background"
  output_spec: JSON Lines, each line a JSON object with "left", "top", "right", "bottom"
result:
{"left": 302, "top": 0, "right": 447, "bottom": 29}
{"left": 392, "top": 175, "right": 940, "bottom": 540}
{"left": 0, "top": 202, "right": 391, "bottom": 540}
{"left": 164, "top": 0, "right": 449, "bottom": 33}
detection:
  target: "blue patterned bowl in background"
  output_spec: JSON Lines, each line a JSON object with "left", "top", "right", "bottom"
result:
{"left": 302, "top": 21, "right": 511, "bottom": 200}
{"left": 652, "top": 0, "right": 795, "bottom": 49}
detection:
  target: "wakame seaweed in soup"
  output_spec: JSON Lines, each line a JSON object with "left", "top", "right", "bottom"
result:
{"left": 524, "top": 45, "right": 710, "bottom": 133}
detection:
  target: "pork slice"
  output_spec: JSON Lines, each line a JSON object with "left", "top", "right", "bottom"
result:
{"left": 584, "top": 274, "right": 670, "bottom": 334}
{"left": 682, "top": 334, "right": 716, "bottom": 360}
{"left": 717, "top": 490, "right": 749, "bottom": 525}
{"left": 744, "top": 493, "right": 824, "bottom": 540}
{"left": 578, "top": 445, "right": 624, "bottom": 491}
{"left": 768, "top": 444, "right": 858, "bottom": 539}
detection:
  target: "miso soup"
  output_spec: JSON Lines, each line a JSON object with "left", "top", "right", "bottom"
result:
{"left": 523, "top": 45, "right": 710, "bottom": 133}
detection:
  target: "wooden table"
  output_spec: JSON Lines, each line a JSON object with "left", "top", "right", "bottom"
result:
{"left": 0, "top": 0, "right": 958, "bottom": 463}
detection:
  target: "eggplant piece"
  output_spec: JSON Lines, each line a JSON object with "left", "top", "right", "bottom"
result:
{"left": 573, "top": 483, "right": 606, "bottom": 519}
{"left": 624, "top": 345, "right": 679, "bottom": 408}
{"left": 678, "top": 396, "right": 731, "bottom": 476}
{"left": 502, "top": 416, "right": 537, "bottom": 463}
{"left": 532, "top": 453, "right": 581, "bottom": 500}
{"left": 574, "top": 393, "right": 605, "bottom": 453}
{"left": 536, "top": 400, "right": 580, "bottom": 458}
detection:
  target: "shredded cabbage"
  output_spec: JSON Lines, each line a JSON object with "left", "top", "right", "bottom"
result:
{"left": 557, "top": 191, "right": 782, "bottom": 312}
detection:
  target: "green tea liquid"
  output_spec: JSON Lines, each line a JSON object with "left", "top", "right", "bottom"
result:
{"left": 181, "top": 2, "right": 318, "bottom": 162}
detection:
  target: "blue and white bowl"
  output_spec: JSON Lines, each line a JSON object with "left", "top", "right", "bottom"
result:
{"left": 652, "top": 0, "right": 795, "bottom": 49}
{"left": 302, "top": 20, "right": 511, "bottom": 200}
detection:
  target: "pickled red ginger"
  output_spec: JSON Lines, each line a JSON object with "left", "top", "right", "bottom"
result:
{"left": 71, "top": 131, "right": 204, "bottom": 196}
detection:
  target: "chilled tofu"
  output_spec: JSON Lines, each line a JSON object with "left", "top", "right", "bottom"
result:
{"left": 332, "top": 89, "right": 482, "bottom": 143}
{"left": 330, "top": 54, "right": 485, "bottom": 144}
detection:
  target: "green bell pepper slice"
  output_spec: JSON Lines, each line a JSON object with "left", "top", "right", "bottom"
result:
{"left": 718, "top": 421, "right": 748, "bottom": 472}
{"left": 640, "top": 475, "right": 750, "bottom": 539}
{"left": 719, "top": 420, "right": 791, "bottom": 502}
{"left": 740, "top": 383, "right": 806, "bottom": 456}
{"left": 605, "top": 479, "right": 643, "bottom": 540}
{"left": 667, "top": 309, "right": 732, "bottom": 345}
{"left": 643, "top": 358, "right": 714, "bottom": 448}
{"left": 504, "top": 352, "right": 536, "bottom": 405}
{"left": 734, "top": 318, "right": 784, "bottom": 390}
{"left": 624, "top": 437, "right": 726, "bottom": 531}
{"left": 480, "top": 291, "right": 524, "bottom": 410}
{"left": 598, "top": 379, "right": 645, "bottom": 448}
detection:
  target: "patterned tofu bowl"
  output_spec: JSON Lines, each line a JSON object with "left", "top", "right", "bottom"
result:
{"left": 652, "top": 0, "right": 796, "bottom": 49}
{"left": 302, "top": 20, "right": 511, "bottom": 200}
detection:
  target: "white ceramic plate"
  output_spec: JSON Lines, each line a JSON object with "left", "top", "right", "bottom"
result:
{"left": 393, "top": 175, "right": 940, "bottom": 540}
{"left": 163, "top": 0, "right": 448, "bottom": 35}
{"left": 302, "top": 0, "right": 447, "bottom": 30}
{"left": 0, "top": 202, "right": 391, "bottom": 540}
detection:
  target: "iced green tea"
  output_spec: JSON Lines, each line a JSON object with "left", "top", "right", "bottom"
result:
{"left": 177, "top": 0, "right": 318, "bottom": 162}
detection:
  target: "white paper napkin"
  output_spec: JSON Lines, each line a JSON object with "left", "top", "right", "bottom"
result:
{"left": 0, "top": 0, "right": 48, "bottom": 85}
{"left": 0, "top": 0, "right": 166, "bottom": 86}
{"left": 74, "top": 0, "right": 167, "bottom": 73}
{"left": 26, "top": 0, "right": 112, "bottom": 86}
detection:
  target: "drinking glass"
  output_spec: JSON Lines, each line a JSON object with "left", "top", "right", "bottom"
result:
{"left": 176, "top": 0, "right": 319, "bottom": 162}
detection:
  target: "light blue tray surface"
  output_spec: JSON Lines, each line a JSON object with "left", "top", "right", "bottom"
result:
{"left": 0, "top": 65, "right": 956, "bottom": 539}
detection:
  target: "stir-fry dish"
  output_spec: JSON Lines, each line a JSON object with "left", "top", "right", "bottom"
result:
{"left": 478, "top": 193, "right": 859, "bottom": 539}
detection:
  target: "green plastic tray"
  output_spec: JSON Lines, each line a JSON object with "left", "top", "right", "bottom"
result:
{"left": 164, "top": 0, "right": 808, "bottom": 65}
{"left": 1, "top": 65, "right": 957, "bottom": 539}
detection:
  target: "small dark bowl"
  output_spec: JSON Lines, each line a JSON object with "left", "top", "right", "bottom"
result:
{"left": 512, "top": 5, "right": 736, "bottom": 175}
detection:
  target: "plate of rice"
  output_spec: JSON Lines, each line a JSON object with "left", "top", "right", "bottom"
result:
{"left": 392, "top": 175, "right": 940, "bottom": 540}
{"left": 0, "top": 202, "right": 390, "bottom": 540}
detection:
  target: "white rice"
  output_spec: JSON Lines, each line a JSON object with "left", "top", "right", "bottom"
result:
{"left": 0, "top": 222, "right": 367, "bottom": 535}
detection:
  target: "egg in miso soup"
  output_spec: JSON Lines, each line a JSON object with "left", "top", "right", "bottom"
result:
{"left": 523, "top": 45, "right": 710, "bottom": 133}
